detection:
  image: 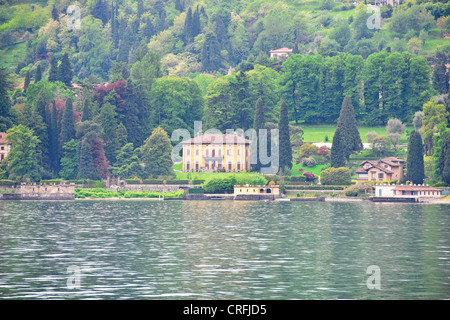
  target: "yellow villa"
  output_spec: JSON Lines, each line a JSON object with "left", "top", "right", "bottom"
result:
{"left": 181, "top": 133, "right": 251, "bottom": 172}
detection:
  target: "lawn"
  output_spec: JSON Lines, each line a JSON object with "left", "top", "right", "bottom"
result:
{"left": 298, "top": 124, "right": 412, "bottom": 143}
{"left": 291, "top": 163, "right": 328, "bottom": 176}
{"left": 173, "top": 168, "right": 268, "bottom": 185}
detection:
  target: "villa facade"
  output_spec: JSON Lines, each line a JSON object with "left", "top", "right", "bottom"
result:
{"left": 356, "top": 157, "right": 405, "bottom": 182}
{"left": 181, "top": 133, "right": 251, "bottom": 172}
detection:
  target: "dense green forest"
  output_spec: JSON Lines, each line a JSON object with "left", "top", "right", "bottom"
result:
{"left": 0, "top": 0, "right": 449, "bottom": 184}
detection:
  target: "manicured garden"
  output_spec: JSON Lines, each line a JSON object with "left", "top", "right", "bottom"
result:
{"left": 75, "top": 188, "right": 185, "bottom": 199}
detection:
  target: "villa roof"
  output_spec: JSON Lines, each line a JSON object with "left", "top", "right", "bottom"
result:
{"left": 0, "top": 132, "right": 7, "bottom": 144}
{"left": 391, "top": 186, "right": 441, "bottom": 192}
{"left": 269, "top": 48, "right": 293, "bottom": 53}
{"left": 357, "top": 157, "right": 405, "bottom": 174}
{"left": 181, "top": 134, "right": 251, "bottom": 145}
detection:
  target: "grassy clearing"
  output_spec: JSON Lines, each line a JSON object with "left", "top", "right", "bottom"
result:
{"left": 298, "top": 124, "right": 412, "bottom": 143}
{"left": 291, "top": 163, "right": 328, "bottom": 176}
{"left": 174, "top": 170, "right": 268, "bottom": 185}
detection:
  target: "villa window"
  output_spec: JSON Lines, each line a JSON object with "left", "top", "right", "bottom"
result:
{"left": 237, "top": 162, "right": 241, "bottom": 171}
{"left": 228, "top": 162, "right": 232, "bottom": 171}
{"left": 196, "top": 149, "right": 199, "bottom": 156}
{"left": 206, "top": 149, "right": 209, "bottom": 156}
{"left": 186, "top": 162, "right": 190, "bottom": 171}
{"left": 378, "top": 173, "right": 384, "bottom": 179}
{"left": 237, "top": 149, "right": 240, "bottom": 156}
{"left": 186, "top": 149, "right": 190, "bottom": 156}
{"left": 218, "top": 149, "right": 222, "bottom": 156}
{"left": 371, "top": 172, "right": 376, "bottom": 179}
{"left": 227, "top": 149, "right": 231, "bottom": 156}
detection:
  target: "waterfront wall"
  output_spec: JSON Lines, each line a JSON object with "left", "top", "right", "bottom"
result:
{"left": 118, "top": 184, "right": 192, "bottom": 193}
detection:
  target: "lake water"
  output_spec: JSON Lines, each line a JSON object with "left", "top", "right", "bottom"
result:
{"left": 0, "top": 200, "right": 449, "bottom": 300}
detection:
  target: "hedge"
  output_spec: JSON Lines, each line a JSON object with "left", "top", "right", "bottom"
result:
{"left": 192, "top": 179, "right": 205, "bottom": 185}
{"left": 0, "top": 180, "right": 16, "bottom": 186}
{"left": 285, "top": 185, "right": 345, "bottom": 190}
{"left": 165, "top": 180, "right": 190, "bottom": 185}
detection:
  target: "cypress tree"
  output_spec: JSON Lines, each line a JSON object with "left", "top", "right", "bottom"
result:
{"left": 406, "top": 130, "right": 425, "bottom": 185}
{"left": 50, "top": 102, "right": 59, "bottom": 175}
{"left": 438, "top": 132, "right": 450, "bottom": 184}
{"left": 51, "top": 5, "right": 58, "bottom": 21}
{"left": 336, "top": 96, "right": 363, "bottom": 161}
{"left": 330, "top": 126, "right": 346, "bottom": 168}
{"left": 201, "top": 32, "right": 221, "bottom": 71}
{"left": 141, "top": 127, "right": 174, "bottom": 178}
{"left": 117, "top": 122, "right": 128, "bottom": 148}
{"left": 34, "top": 94, "right": 50, "bottom": 171}
{"left": 137, "top": 0, "right": 144, "bottom": 18}
{"left": 252, "top": 98, "right": 265, "bottom": 172}
{"left": 48, "top": 56, "right": 58, "bottom": 82}
{"left": 184, "top": 7, "right": 193, "bottom": 44}
{"left": 58, "top": 53, "right": 72, "bottom": 87}
{"left": 59, "top": 98, "right": 76, "bottom": 158}
{"left": 192, "top": 6, "right": 201, "bottom": 38}
{"left": 278, "top": 100, "right": 292, "bottom": 173}
{"left": 23, "top": 70, "right": 30, "bottom": 93}
{"left": 175, "top": 0, "right": 184, "bottom": 11}
{"left": 82, "top": 98, "right": 92, "bottom": 122}
{"left": 35, "top": 64, "right": 42, "bottom": 83}
{"left": 77, "top": 140, "right": 99, "bottom": 180}
{"left": 433, "top": 51, "right": 449, "bottom": 94}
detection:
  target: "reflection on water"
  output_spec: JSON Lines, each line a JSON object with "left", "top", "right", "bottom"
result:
{"left": 0, "top": 200, "right": 449, "bottom": 299}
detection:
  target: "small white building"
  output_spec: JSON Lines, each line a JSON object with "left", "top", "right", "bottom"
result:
{"left": 0, "top": 132, "right": 11, "bottom": 164}
{"left": 269, "top": 48, "right": 293, "bottom": 59}
{"left": 375, "top": 184, "right": 442, "bottom": 198}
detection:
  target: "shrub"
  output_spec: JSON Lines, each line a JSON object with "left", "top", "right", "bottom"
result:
{"left": 303, "top": 171, "right": 316, "bottom": 181}
{"left": 310, "top": 155, "right": 328, "bottom": 165}
{"left": 298, "top": 143, "right": 319, "bottom": 159}
{"left": 203, "top": 176, "right": 236, "bottom": 194}
{"left": 302, "top": 157, "right": 316, "bottom": 167}
{"left": 317, "top": 146, "right": 330, "bottom": 156}
{"left": 320, "top": 167, "right": 352, "bottom": 185}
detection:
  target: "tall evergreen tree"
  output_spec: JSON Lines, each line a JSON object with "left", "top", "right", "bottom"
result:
{"left": 81, "top": 98, "right": 92, "bottom": 122}
{"left": 59, "top": 139, "right": 78, "bottom": 180}
{"left": 407, "top": 130, "right": 425, "bottom": 185}
{"left": 77, "top": 140, "right": 99, "bottom": 180}
{"left": 433, "top": 51, "right": 449, "bottom": 94}
{"left": 330, "top": 126, "right": 346, "bottom": 168}
{"left": 35, "top": 64, "right": 42, "bottom": 83}
{"left": 201, "top": 32, "right": 222, "bottom": 71}
{"left": 192, "top": 6, "right": 201, "bottom": 38}
{"left": 23, "top": 70, "right": 30, "bottom": 93}
{"left": 58, "top": 53, "right": 72, "bottom": 87}
{"left": 336, "top": 96, "right": 363, "bottom": 161}
{"left": 98, "top": 99, "right": 119, "bottom": 164}
{"left": 48, "top": 56, "right": 59, "bottom": 82}
{"left": 175, "top": 0, "right": 184, "bottom": 11}
{"left": 117, "top": 122, "right": 128, "bottom": 148}
{"left": 51, "top": 5, "right": 59, "bottom": 21}
{"left": 0, "top": 67, "right": 13, "bottom": 132}
{"left": 137, "top": 0, "right": 144, "bottom": 18}
{"left": 34, "top": 94, "right": 50, "bottom": 171}
{"left": 141, "top": 127, "right": 174, "bottom": 178}
{"left": 278, "top": 100, "right": 292, "bottom": 173}
{"left": 437, "top": 131, "right": 450, "bottom": 184}
{"left": 50, "top": 102, "right": 59, "bottom": 176}
{"left": 184, "top": 7, "right": 193, "bottom": 44}
{"left": 59, "top": 98, "right": 76, "bottom": 158}
{"left": 252, "top": 98, "right": 265, "bottom": 172}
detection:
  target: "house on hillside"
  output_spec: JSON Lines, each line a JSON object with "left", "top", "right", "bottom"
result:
{"left": 0, "top": 132, "right": 11, "bottom": 164}
{"left": 181, "top": 133, "right": 251, "bottom": 172}
{"left": 269, "top": 48, "right": 293, "bottom": 59}
{"left": 374, "top": 0, "right": 399, "bottom": 6}
{"left": 356, "top": 157, "right": 405, "bottom": 182}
